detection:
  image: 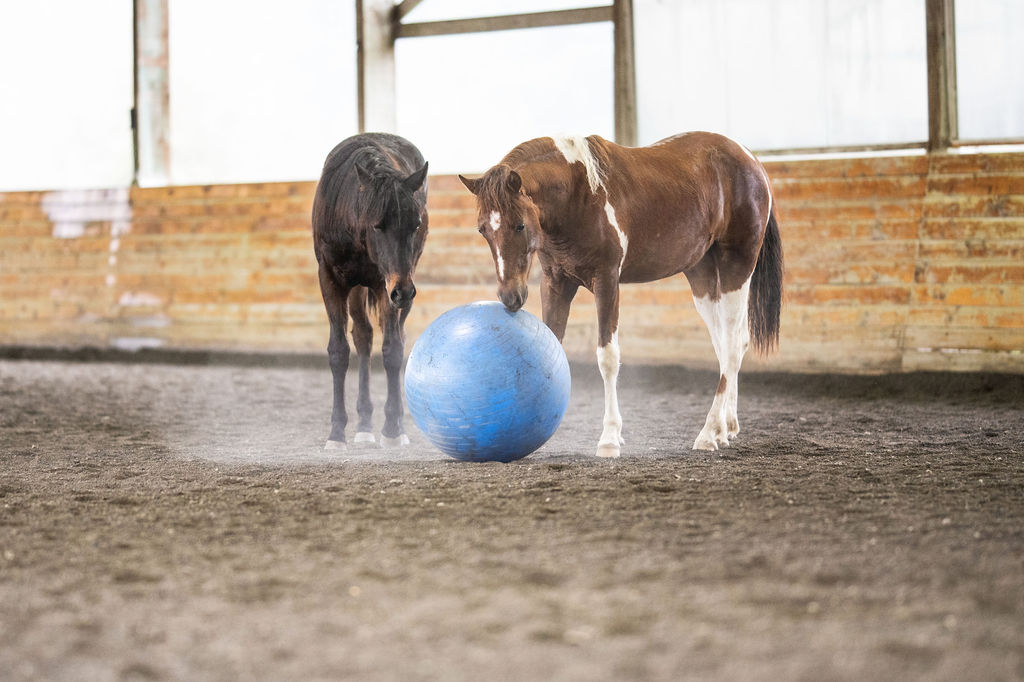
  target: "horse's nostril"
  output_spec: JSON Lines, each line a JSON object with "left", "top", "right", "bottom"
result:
{"left": 390, "top": 284, "right": 415, "bottom": 307}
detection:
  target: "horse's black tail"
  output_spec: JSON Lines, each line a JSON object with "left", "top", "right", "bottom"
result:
{"left": 748, "top": 209, "right": 783, "bottom": 355}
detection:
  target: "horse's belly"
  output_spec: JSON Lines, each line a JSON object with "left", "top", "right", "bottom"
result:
{"left": 618, "top": 236, "right": 707, "bottom": 284}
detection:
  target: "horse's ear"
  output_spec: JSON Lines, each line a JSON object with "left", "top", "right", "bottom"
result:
{"left": 506, "top": 170, "right": 522, "bottom": 194}
{"left": 355, "top": 162, "right": 374, "bottom": 186}
{"left": 458, "top": 174, "right": 479, "bottom": 195}
{"left": 403, "top": 162, "right": 428, "bottom": 192}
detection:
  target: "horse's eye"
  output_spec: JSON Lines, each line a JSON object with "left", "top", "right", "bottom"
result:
{"left": 374, "top": 223, "right": 385, "bottom": 232}
{"left": 515, "top": 223, "right": 525, "bottom": 233}
{"left": 477, "top": 225, "right": 486, "bottom": 234}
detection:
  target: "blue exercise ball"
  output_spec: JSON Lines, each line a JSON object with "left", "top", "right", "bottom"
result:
{"left": 404, "top": 301, "right": 571, "bottom": 462}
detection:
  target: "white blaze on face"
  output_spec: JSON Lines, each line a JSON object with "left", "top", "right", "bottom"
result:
{"left": 489, "top": 210, "right": 505, "bottom": 280}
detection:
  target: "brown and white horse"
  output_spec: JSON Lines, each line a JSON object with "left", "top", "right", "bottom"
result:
{"left": 459, "top": 132, "right": 782, "bottom": 456}
{"left": 313, "top": 133, "right": 429, "bottom": 451}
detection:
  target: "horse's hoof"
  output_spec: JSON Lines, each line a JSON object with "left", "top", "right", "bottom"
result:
{"left": 324, "top": 439, "right": 347, "bottom": 452}
{"left": 596, "top": 442, "right": 621, "bottom": 458}
{"left": 692, "top": 436, "right": 718, "bottom": 451}
{"left": 381, "top": 434, "right": 410, "bottom": 448}
{"left": 353, "top": 432, "right": 379, "bottom": 448}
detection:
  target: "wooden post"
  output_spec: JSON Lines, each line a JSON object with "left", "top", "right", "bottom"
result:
{"left": 926, "top": 0, "right": 958, "bottom": 151}
{"left": 356, "top": 0, "right": 397, "bottom": 133}
{"left": 133, "top": 0, "right": 170, "bottom": 186}
{"left": 613, "top": 0, "right": 637, "bottom": 147}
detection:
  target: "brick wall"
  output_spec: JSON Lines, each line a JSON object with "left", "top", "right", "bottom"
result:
{"left": 1, "top": 151, "right": 1021, "bottom": 373}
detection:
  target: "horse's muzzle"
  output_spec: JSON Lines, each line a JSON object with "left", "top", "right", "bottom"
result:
{"left": 498, "top": 285, "right": 527, "bottom": 313}
{"left": 389, "top": 282, "right": 416, "bottom": 309}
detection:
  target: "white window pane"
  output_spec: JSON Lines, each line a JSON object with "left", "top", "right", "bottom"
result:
{"left": 636, "top": 0, "right": 927, "bottom": 150}
{"left": 955, "top": 0, "right": 1024, "bottom": 141}
{"left": 396, "top": 23, "right": 614, "bottom": 173}
{"left": 168, "top": 0, "right": 357, "bottom": 186}
{"left": 0, "top": 2, "right": 133, "bottom": 191}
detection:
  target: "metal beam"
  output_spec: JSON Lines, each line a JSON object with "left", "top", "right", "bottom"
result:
{"left": 395, "top": 6, "right": 613, "bottom": 39}
{"left": 133, "top": 0, "right": 170, "bottom": 186}
{"left": 926, "top": 0, "right": 958, "bottom": 151}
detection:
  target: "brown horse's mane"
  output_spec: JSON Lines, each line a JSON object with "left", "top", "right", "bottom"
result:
{"left": 474, "top": 138, "right": 566, "bottom": 217}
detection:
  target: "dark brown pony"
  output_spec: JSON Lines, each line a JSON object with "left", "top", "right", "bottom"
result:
{"left": 312, "top": 133, "right": 428, "bottom": 450}
{"left": 460, "top": 132, "right": 782, "bottom": 456}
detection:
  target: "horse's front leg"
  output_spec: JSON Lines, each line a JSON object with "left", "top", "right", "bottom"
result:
{"left": 593, "top": 272, "right": 624, "bottom": 458}
{"left": 348, "top": 287, "right": 376, "bottom": 446}
{"left": 318, "top": 263, "right": 351, "bottom": 450}
{"left": 540, "top": 271, "right": 579, "bottom": 342}
{"left": 379, "top": 303, "right": 410, "bottom": 447}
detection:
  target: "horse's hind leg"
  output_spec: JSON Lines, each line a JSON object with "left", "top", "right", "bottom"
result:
{"left": 690, "top": 276, "right": 751, "bottom": 451}
{"left": 348, "top": 287, "right": 376, "bottom": 446}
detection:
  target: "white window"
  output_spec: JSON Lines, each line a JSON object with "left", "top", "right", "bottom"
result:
{"left": 0, "top": 1, "right": 133, "bottom": 191}
{"left": 395, "top": 23, "right": 614, "bottom": 173}
{"left": 167, "top": 0, "right": 357, "bottom": 186}
{"left": 395, "top": 2, "right": 614, "bottom": 173}
{"left": 636, "top": 0, "right": 928, "bottom": 151}
{"left": 955, "top": 0, "right": 1024, "bottom": 142}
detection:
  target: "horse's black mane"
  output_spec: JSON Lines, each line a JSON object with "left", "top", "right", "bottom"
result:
{"left": 313, "top": 144, "right": 410, "bottom": 244}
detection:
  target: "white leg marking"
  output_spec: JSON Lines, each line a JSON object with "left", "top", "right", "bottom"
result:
{"left": 603, "top": 200, "right": 628, "bottom": 275}
{"left": 554, "top": 136, "right": 603, "bottom": 194}
{"left": 381, "top": 433, "right": 410, "bottom": 448}
{"left": 692, "top": 278, "right": 751, "bottom": 451}
{"left": 596, "top": 332, "right": 624, "bottom": 458}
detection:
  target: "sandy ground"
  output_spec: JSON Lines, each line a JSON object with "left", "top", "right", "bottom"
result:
{"left": 1, "top": 353, "right": 1022, "bottom": 681}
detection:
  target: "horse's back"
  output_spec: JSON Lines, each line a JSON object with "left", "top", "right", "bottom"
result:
{"left": 597, "top": 132, "right": 772, "bottom": 284}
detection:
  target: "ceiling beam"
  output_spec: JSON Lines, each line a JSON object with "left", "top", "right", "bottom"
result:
{"left": 395, "top": 6, "right": 613, "bottom": 39}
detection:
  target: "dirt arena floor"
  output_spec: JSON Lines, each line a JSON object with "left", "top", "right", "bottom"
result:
{"left": 1, "top": 351, "right": 1022, "bottom": 681}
